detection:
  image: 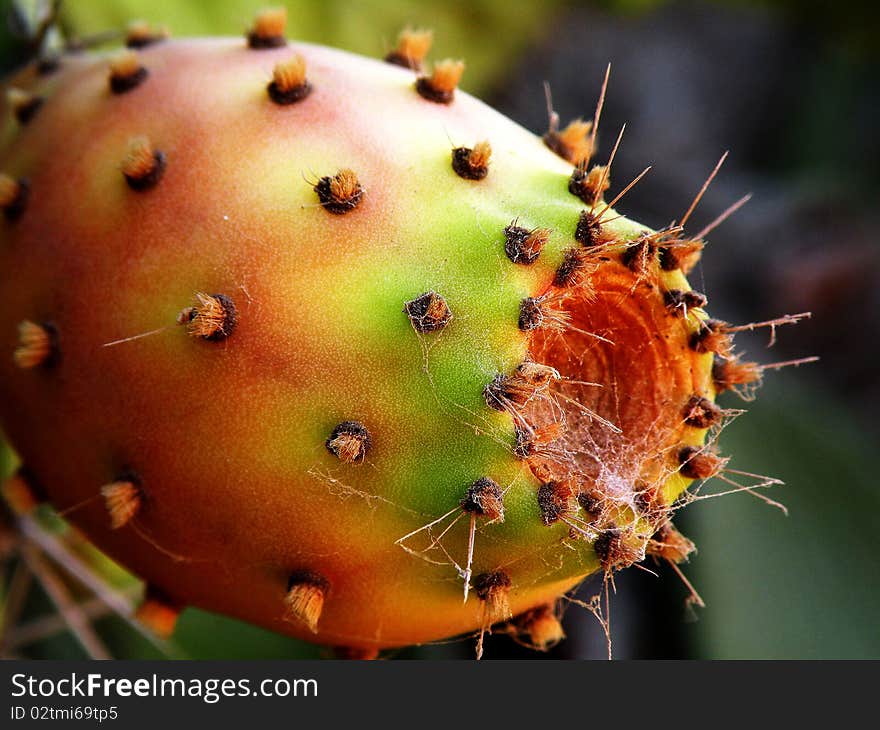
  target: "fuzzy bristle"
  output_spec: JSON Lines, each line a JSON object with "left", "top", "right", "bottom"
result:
{"left": 683, "top": 395, "right": 723, "bottom": 429}
{"left": 484, "top": 362, "right": 559, "bottom": 411}
{"left": 510, "top": 604, "right": 565, "bottom": 651}
{"left": 622, "top": 236, "right": 658, "bottom": 274}
{"left": 473, "top": 571, "right": 512, "bottom": 624}
{"left": 330, "top": 169, "right": 360, "bottom": 202}
{"left": 178, "top": 292, "right": 237, "bottom": 341}
{"left": 248, "top": 7, "right": 287, "bottom": 48}
{"left": 647, "top": 522, "right": 696, "bottom": 564}
{"left": 404, "top": 291, "right": 452, "bottom": 333}
{"left": 537, "top": 479, "right": 577, "bottom": 526}
{"left": 451, "top": 141, "right": 491, "bottom": 180}
{"left": 121, "top": 136, "right": 165, "bottom": 191}
{"left": 593, "top": 529, "right": 648, "bottom": 572}
{"left": 109, "top": 51, "right": 141, "bottom": 75}
{"left": 664, "top": 288, "right": 708, "bottom": 315}
{"left": 468, "top": 140, "right": 491, "bottom": 168}
{"left": 284, "top": 571, "right": 330, "bottom": 633}
{"left": 314, "top": 169, "right": 364, "bottom": 214}
{"left": 569, "top": 164, "right": 610, "bottom": 203}
{"left": 325, "top": 421, "right": 371, "bottom": 464}
{"left": 713, "top": 357, "right": 763, "bottom": 395}
{"left": 415, "top": 59, "right": 464, "bottom": 104}
{"left": 126, "top": 20, "right": 169, "bottom": 48}
{"left": 6, "top": 87, "right": 42, "bottom": 124}
{"left": 385, "top": 27, "right": 433, "bottom": 70}
{"left": 678, "top": 445, "right": 727, "bottom": 480}
{"left": 554, "top": 247, "right": 594, "bottom": 288}
{"left": 13, "top": 320, "right": 55, "bottom": 369}
{"left": 519, "top": 293, "right": 570, "bottom": 332}
{"left": 101, "top": 480, "right": 142, "bottom": 529}
{"left": 273, "top": 54, "right": 307, "bottom": 91}
{"left": 545, "top": 119, "right": 593, "bottom": 165}
{"left": 109, "top": 50, "right": 147, "bottom": 94}
{"left": 268, "top": 54, "right": 311, "bottom": 104}
{"left": 460, "top": 477, "right": 504, "bottom": 522}
{"left": 574, "top": 211, "right": 605, "bottom": 248}
{"left": 122, "top": 136, "right": 156, "bottom": 179}
{"left": 690, "top": 319, "right": 734, "bottom": 358}
{"left": 504, "top": 224, "right": 550, "bottom": 265}
{"left": 659, "top": 240, "right": 704, "bottom": 273}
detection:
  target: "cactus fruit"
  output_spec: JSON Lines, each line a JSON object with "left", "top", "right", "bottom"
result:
{"left": 0, "top": 11, "right": 808, "bottom": 657}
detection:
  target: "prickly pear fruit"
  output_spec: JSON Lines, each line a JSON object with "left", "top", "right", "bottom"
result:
{"left": 0, "top": 13, "right": 786, "bottom": 655}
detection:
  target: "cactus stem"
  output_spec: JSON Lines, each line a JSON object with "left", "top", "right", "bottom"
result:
{"left": 247, "top": 8, "right": 288, "bottom": 49}
{"left": 503, "top": 223, "right": 550, "bottom": 265}
{"left": 101, "top": 474, "right": 143, "bottom": 529}
{"left": 14, "top": 320, "right": 58, "bottom": 369}
{"left": 6, "top": 87, "right": 43, "bottom": 125}
{"left": 268, "top": 55, "right": 312, "bottom": 105}
{"left": 109, "top": 51, "right": 148, "bottom": 94}
{"left": 0, "top": 174, "right": 29, "bottom": 220}
{"left": 122, "top": 136, "right": 166, "bottom": 191}
{"left": 313, "top": 169, "right": 363, "bottom": 214}
{"left": 451, "top": 141, "right": 491, "bottom": 180}
{"left": 284, "top": 571, "right": 330, "bottom": 633}
{"left": 125, "top": 21, "right": 169, "bottom": 49}
{"left": 177, "top": 292, "right": 237, "bottom": 341}
{"left": 384, "top": 28, "right": 433, "bottom": 71}
{"left": 415, "top": 59, "right": 464, "bottom": 104}
{"left": 326, "top": 421, "right": 371, "bottom": 464}
{"left": 683, "top": 395, "right": 724, "bottom": 429}
{"left": 404, "top": 291, "right": 452, "bottom": 333}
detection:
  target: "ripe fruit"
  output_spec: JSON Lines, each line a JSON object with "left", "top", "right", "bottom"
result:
{"left": 0, "top": 11, "right": 804, "bottom": 657}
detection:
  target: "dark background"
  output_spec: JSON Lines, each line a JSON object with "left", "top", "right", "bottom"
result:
{"left": 1, "top": 0, "right": 878, "bottom": 659}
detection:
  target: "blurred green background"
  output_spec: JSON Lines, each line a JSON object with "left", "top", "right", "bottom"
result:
{"left": 1, "top": 0, "right": 878, "bottom": 659}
